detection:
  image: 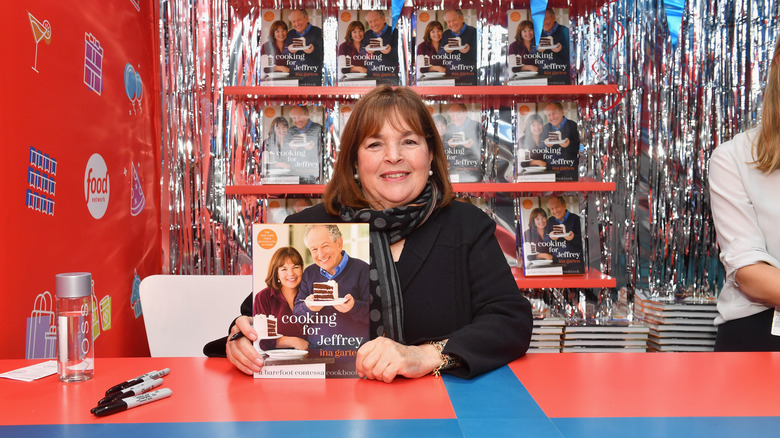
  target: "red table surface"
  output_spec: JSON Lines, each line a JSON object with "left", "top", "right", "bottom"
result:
{"left": 0, "top": 357, "right": 456, "bottom": 425}
{"left": 510, "top": 352, "right": 780, "bottom": 418}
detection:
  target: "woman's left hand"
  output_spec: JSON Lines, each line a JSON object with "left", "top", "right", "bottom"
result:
{"left": 355, "top": 337, "right": 442, "bottom": 383}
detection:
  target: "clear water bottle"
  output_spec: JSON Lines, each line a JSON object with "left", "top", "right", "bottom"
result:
{"left": 55, "top": 272, "right": 94, "bottom": 382}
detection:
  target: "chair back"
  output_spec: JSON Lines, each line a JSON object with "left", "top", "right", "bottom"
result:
{"left": 139, "top": 275, "right": 251, "bottom": 357}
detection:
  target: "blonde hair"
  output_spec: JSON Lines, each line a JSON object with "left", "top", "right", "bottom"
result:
{"left": 754, "top": 40, "right": 780, "bottom": 173}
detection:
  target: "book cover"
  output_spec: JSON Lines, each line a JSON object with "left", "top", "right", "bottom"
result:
{"left": 506, "top": 8, "right": 571, "bottom": 85}
{"left": 432, "top": 102, "right": 483, "bottom": 182}
{"left": 518, "top": 195, "right": 585, "bottom": 275}
{"left": 415, "top": 9, "right": 478, "bottom": 86}
{"left": 516, "top": 101, "right": 580, "bottom": 182}
{"left": 261, "top": 105, "right": 323, "bottom": 184}
{"left": 337, "top": 10, "right": 399, "bottom": 86}
{"left": 252, "top": 223, "right": 371, "bottom": 378}
{"left": 259, "top": 9, "right": 323, "bottom": 86}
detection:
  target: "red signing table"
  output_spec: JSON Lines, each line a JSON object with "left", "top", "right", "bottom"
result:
{"left": 1, "top": 353, "right": 780, "bottom": 437}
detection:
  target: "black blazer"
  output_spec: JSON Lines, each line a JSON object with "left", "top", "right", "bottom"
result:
{"left": 281, "top": 200, "right": 533, "bottom": 378}
{"left": 208, "top": 201, "right": 533, "bottom": 377}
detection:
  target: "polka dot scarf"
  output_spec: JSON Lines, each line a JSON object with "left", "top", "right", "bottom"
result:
{"left": 339, "top": 182, "right": 440, "bottom": 344}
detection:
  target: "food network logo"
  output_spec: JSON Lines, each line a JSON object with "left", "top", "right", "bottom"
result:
{"left": 84, "top": 154, "right": 110, "bottom": 219}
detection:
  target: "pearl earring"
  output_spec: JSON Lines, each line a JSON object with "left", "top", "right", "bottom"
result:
{"left": 354, "top": 172, "right": 360, "bottom": 180}
{"left": 428, "top": 170, "right": 433, "bottom": 176}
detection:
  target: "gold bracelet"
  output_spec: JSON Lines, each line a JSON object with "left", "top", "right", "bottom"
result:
{"left": 429, "top": 340, "right": 458, "bottom": 378}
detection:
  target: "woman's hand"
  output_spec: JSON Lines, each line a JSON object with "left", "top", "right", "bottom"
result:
{"left": 226, "top": 316, "right": 264, "bottom": 375}
{"left": 355, "top": 337, "right": 442, "bottom": 383}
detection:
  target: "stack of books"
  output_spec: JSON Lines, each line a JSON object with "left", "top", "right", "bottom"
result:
{"left": 529, "top": 318, "right": 564, "bottom": 353}
{"left": 561, "top": 322, "right": 649, "bottom": 352}
{"left": 634, "top": 290, "right": 717, "bottom": 352}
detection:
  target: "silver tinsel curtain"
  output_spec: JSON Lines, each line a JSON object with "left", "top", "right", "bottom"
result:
{"left": 157, "top": 0, "right": 779, "bottom": 314}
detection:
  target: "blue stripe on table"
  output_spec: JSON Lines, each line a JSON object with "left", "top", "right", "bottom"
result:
{"left": 1, "top": 419, "right": 462, "bottom": 438}
{"left": 443, "top": 366, "right": 563, "bottom": 437}
{"left": 552, "top": 417, "right": 780, "bottom": 438}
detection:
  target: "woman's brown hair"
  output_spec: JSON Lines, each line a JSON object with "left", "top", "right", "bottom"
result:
{"left": 264, "top": 247, "right": 303, "bottom": 289}
{"left": 323, "top": 85, "right": 454, "bottom": 214}
{"left": 345, "top": 21, "right": 365, "bottom": 45}
{"left": 423, "top": 21, "right": 444, "bottom": 45}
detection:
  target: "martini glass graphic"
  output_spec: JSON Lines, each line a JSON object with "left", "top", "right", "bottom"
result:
{"left": 29, "top": 12, "right": 52, "bottom": 72}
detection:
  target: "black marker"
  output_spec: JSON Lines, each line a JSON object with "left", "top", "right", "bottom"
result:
{"left": 92, "top": 378, "right": 164, "bottom": 412}
{"left": 229, "top": 332, "right": 245, "bottom": 341}
{"left": 92, "top": 388, "right": 173, "bottom": 417}
{"left": 104, "top": 368, "right": 170, "bottom": 396}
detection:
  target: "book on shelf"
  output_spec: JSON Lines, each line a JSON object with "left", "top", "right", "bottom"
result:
{"left": 506, "top": 8, "right": 571, "bottom": 85}
{"left": 533, "top": 317, "right": 566, "bottom": 326}
{"left": 641, "top": 308, "right": 718, "bottom": 319}
{"left": 530, "top": 340, "right": 563, "bottom": 348}
{"left": 639, "top": 313, "right": 716, "bottom": 326}
{"left": 562, "top": 346, "right": 647, "bottom": 353}
{"left": 527, "top": 348, "right": 562, "bottom": 353}
{"left": 565, "top": 323, "right": 649, "bottom": 334}
{"left": 336, "top": 10, "right": 399, "bottom": 86}
{"left": 563, "top": 339, "right": 648, "bottom": 347}
{"left": 648, "top": 330, "right": 716, "bottom": 339}
{"left": 516, "top": 101, "right": 580, "bottom": 182}
{"left": 564, "top": 332, "right": 649, "bottom": 340}
{"left": 432, "top": 102, "right": 483, "bottom": 183}
{"left": 259, "top": 9, "right": 323, "bottom": 86}
{"left": 533, "top": 327, "right": 565, "bottom": 335}
{"left": 647, "top": 335, "right": 715, "bottom": 346}
{"left": 634, "top": 289, "right": 717, "bottom": 311}
{"left": 415, "top": 9, "right": 478, "bottom": 86}
{"left": 252, "top": 223, "right": 370, "bottom": 378}
{"left": 646, "top": 323, "right": 717, "bottom": 333}
{"left": 518, "top": 195, "right": 584, "bottom": 275}
{"left": 647, "top": 342, "right": 714, "bottom": 352}
{"left": 261, "top": 105, "right": 323, "bottom": 184}
{"left": 531, "top": 333, "right": 563, "bottom": 341}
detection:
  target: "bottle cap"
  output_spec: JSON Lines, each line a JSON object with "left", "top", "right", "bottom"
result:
{"left": 56, "top": 272, "right": 92, "bottom": 298}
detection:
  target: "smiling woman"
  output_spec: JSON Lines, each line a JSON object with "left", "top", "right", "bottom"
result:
{"left": 251, "top": 246, "right": 308, "bottom": 352}
{"left": 223, "top": 86, "right": 533, "bottom": 382}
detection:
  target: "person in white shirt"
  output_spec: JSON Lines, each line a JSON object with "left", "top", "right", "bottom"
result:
{"left": 709, "top": 39, "right": 780, "bottom": 351}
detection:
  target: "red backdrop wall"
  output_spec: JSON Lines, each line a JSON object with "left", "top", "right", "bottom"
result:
{"left": 0, "top": 0, "right": 161, "bottom": 358}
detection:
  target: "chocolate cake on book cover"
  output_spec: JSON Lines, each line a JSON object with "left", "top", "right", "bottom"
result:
{"left": 518, "top": 195, "right": 584, "bottom": 275}
{"left": 312, "top": 280, "right": 338, "bottom": 301}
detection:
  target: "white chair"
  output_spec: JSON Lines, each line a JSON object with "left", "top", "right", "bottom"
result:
{"left": 139, "top": 275, "right": 252, "bottom": 357}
